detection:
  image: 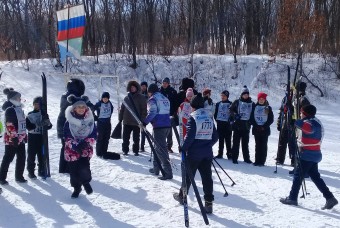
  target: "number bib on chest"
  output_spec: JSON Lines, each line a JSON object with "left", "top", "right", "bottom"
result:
{"left": 28, "top": 112, "right": 42, "bottom": 134}
{"left": 239, "top": 101, "right": 252, "bottom": 120}
{"left": 99, "top": 102, "right": 112, "bottom": 119}
{"left": 216, "top": 103, "right": 230, "bottom": 121}
{"left": 14, "top": 107, "right": 26, "bottom": 134}
{"left": 181, "top": 102, "right": 192, "bottom": 120}
{"left": 154, "top": 93, "right": 170, "bottom": 114}
{"left": 254, "top": 106, "right": 268, "bottom": 126}
{"left": 191, "top": 109, "right": 213, "bottom": 140}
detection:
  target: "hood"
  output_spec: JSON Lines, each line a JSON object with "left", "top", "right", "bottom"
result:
{"left": 126, "top": 80, "right": 141, "bottom": 93}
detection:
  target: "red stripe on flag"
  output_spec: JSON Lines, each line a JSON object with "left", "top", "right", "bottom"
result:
{"left": 57, "top": 27, "right": 85, "bottom": 41}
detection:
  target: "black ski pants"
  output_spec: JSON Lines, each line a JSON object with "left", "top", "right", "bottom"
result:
{"left": 276, "top": 127, "right": 296, "bottom": 165}
{"left": 0, "top": 144, "right": 26, "bottom": 181}
{"left": 254, "top": 134, "right": 269, "bottom": 165}
{"left": 68, "top": 157, "right": 92, "bottom": 188}
{"left": 232, "top": 129, "right": 251, "bottom": 162}
{"left": 59, "top": 139, "right": 69, "bottom": 173}
{"left": 27, "top": 134, "right": 43, "bottom": 175}
{"left": 122, "top": 124, "right": 140, "bottom": 153}
{"left": 217, "top": 121, "right": 232, "bottom": 158}
{"left": 182, "top": 158, "right": 214, "bottom": 202}
{"left": 96, "top": 121, "right": 111, "bottom": 157}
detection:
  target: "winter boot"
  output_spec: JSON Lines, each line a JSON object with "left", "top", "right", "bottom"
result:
{"left": 149, "top": 168, "right": 159, "bottom": 176}
{"left": 173, "top": 192, "right": 184, "bottom": 205}
{"left": 214, "top": 153, "right": 223, "bottom": 159}
{"left": 140, "top": 146, "right": 145, "bottom": 152}
{"left": 28, "top": 173, "right": 37, "bottom": 180}
{"left": 83, "top": 183, "right": 93, "bottom": 195}
{"left": 71, "top": 186, "right": 82, "bottom": 198}
{"left": 280, "top": 197, "right": 298, "bottom": 206}
{"left": 15, "top": 177, "right": 27, "bottom": 183}
{"left": 205, "top": 201, "right": 213, "bottom": 214}
{"left": 0, "top": 180, "right": 9, "bottom": 185}
{"left": 322, "top": 197, "right": 338, "bottom": 210}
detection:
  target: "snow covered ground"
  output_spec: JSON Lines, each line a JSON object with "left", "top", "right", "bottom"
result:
{"left": 0, "top": 55, "right": 339, "bottom": 228}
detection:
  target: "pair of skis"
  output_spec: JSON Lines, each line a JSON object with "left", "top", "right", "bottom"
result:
{"left": 41, "top": 73, "right": 50, "bottom": 179}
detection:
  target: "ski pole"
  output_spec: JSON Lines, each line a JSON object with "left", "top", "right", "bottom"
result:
{"left": 213, "top": 158, "right": 236, "bottom": 186}
{"left": 212, "top": 161, "right": 228, "bottom": 197}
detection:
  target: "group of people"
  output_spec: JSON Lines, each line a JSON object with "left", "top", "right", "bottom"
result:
{"left": 0, "top": 76, "right": 337, "bottom": 212}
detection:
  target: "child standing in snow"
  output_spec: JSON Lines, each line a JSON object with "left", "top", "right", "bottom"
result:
{"left": 214, "top": 90, "right": 233, "bottom": 159}
{"left": 0, "top": 88, "right": 30, "bottom": 185}
{"left": 94, "top": 92, "right": 113, "bottom": 158}
{"left": 251, "top": 92, "right": 273, "bottom": 166}
{"left": 26, "top": 96, "right": 53, "bottom": 179}
{"left": 64, "top": 95, "right": 97, "bottom": 198}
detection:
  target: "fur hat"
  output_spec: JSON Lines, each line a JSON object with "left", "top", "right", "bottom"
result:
{"left": 186, "top": 88, "right": 194, "bottom": 98}
{"left": 301, "top": 104, "right": 316, "bottom": 117}
{"left": 298, "top": 82, "right": 307, "bottom": 92}
{"left": 148, "top": 83, "right": 159, "bottom": 94}
{"left": 101, "top": 92, "right": 110, "bottom": 99}
{"left": 67, "top": 95, "right": 89, "bottom": 108}
{"left": 180, "top": 77, "right": 195, "bottom": 91}
{"left": 33, "top": 96, "right": 42, "bottom": 104}
{"left": 221, "top": 90, "right": 229, "bottom": 97}
{"left": 190, "top": 93, "right": 205, "bottom": 109}
{"left": 202, "top": 88, "right": 211, "bottom": 96}
{"left": 3, "top": 88, "right": 21, "bottom": 101}
{"left": 162, "top": 77, "right": 170, "bottom": 84}
{"left": 126, "top": 80, "right": 141, "bottom": 93}
{"left": 67, "top": 78, "right": 85, "bottom": 97}
{"left": 241, "top": 85, "right": 249, "bottom": 96}
{"left": 257, "top": 92, "right": 267, "bottom": 100}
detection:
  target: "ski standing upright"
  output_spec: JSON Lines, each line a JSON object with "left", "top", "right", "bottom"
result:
{"left": 41, "top": 73, "right": 50, "bottom": 178}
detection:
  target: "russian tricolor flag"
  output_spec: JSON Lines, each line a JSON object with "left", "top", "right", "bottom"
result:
{"left": 57, "top": 4, "right": 85, "bottom": 61}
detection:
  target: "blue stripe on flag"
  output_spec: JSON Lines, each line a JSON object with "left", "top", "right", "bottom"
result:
{"left": 58, "top": 16, "right": 85, "bottom": 32}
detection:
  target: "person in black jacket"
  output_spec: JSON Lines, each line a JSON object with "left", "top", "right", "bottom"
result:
{"left": 0, "top": 88, "right": 34, "bottom": 185}
{"left": 173, "top": 93, "right": 218, "bottom": 214}
{"left": 251, "top": 92, "right": 274, "bottom": 166}
{"left": 230, "top": 86, "right": 255, "bottom": 164}
{"left": 57, "top": 79, "right": 87, "bottom": 173}
{"left": 94, "top": 92, "right": 114, "bottom": 158}
{"left": 140, "top": 81, "right": 148, "bottom": 151}
{"left": 159, "top": 77, "right": 178, "bottom": 153}
{"left": 26, "top": 96, "right": 53, "bottom": 179}
{"left": 214, "top": 90, "right": 232, "bottom": 159}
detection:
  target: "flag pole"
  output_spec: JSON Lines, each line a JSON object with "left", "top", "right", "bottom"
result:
{"left": 65, "top": 3, "right": 70, "bottom": 73}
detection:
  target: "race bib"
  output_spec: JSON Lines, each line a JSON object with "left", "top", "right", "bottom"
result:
{"left": 181, "top": 102, "right": 192, "bottom": 120}
{"left": 216, "top": 103, "right": 230, "bottom": 121}
{"left": 27, "top": 112, "right": 42, "bottom": 134}
{"left": 14, "top": 107, "right": 26, "bottom": 134}
{"left": 99, "top": 102, "right": 112, "bottom": 119}
{"left": 155, "top": 93, "right": 170, "bottom": 114}
{"left": 191, "top": 109, "right": 213, "bottom": 140}
{"left": 239, "top": 101, "right": 252, "bottom": 120}
{"left": 254, "top": 106, "right": 268, "bottom": 126}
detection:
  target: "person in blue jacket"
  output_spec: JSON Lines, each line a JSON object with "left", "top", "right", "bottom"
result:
{"left": 280, "top": 104, "right": 338, "bottom": 210}
{"left": 173, "top": 93, "right": 218, "bottom": 214}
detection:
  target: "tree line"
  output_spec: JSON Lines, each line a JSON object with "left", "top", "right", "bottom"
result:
{"left": 0, "top": 0, "right": 339, "bottom": 65}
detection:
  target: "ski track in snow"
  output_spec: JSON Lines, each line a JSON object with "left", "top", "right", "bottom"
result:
{"left": 0, "top": 56, "right": 340, "bottom": 228}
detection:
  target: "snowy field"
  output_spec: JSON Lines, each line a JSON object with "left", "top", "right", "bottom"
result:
{"left": 0, "top": 55, "right": 339, "bottom": 228}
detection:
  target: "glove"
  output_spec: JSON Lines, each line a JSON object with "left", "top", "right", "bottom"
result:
{"left": 42, "top": 119, "right": 52, "bottom": 127}
{"left": 12, "top": 137, "right": 19, "bottom": 147}
{"left": 75, "top": 140, "right": 88, "bottom": 155}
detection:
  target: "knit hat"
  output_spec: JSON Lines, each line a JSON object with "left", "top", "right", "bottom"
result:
{"left": 298, "top": 82, "right": 307, "bottom": 92}
{"left": 221, "top": 90, "right": 229, "bottom": 97}
{"left": 202, "top": 88, "right": 211, "bottom": 96}
{"left": 67, "top": 95, "right": 89, "bottom": 108}
{"left": 3, "top": 88, "right": 21, "bottom": 100}
{"left": 241, "top": 85, "right": 249, "bottom": 96}
{"left": 257, "top": 92, "right": 267, "bottom": 100}
{"left": 101, "top": 92, "right": 110, "bottom": 99}
{"left": 186, "top": 88, "right": 194, "bottom": 98}
{"left": 162, "top": 77, "right": 170, "bottom": 84}
{"left": 190, "top": 93, "right": 205, "bottom": 109}
{"left": 301, "top": 104, "right": 316, "bottom": 117}
{"left": 147, "top": 83, "right": 159, "bottom": 94}
{"left": 33, "top": 96, "right": 42, "bottom": 104}
{"left": 141, "top": 81, "right": 148, "bottom": 87}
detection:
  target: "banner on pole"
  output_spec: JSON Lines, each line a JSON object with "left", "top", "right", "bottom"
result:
{"left": 57, "top": 4, "right": 85, "bottom": 62}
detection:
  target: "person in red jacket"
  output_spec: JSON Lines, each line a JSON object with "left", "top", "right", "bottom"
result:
{"left": 177, "top": 88, "right": 194, "bottom": 141}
